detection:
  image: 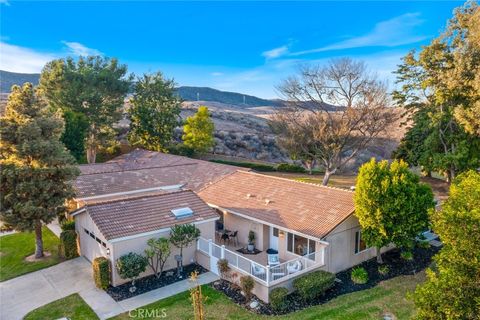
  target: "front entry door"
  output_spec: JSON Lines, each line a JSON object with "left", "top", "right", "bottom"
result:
{"left": 269, "top": 227, "right": 279, "bottom": 251}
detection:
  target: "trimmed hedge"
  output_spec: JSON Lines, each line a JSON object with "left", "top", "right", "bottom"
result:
{"left": 292, "top": 270, "right": 335, "bottom": 301}
{"left": 269, "top": 287, "right": 289, "bottom": 312}
{"left": 276, "top": 163, "right": 306, "bottom": 173}
{"left": 60, "top": 220, "right": 75, "bottom": 231}
{"left": 209, "top": 159, "right": 276, "bottom": 172}
{"left": 60, "top": 230, "right": 79, "bottom": 259}
{"left": 93, "top": 257, "right": 111, "bottom": 290}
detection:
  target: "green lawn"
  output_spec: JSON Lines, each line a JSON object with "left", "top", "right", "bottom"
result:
{"left": 23, "top": 293, "right": 99, "bottom": 320}
{"left": 0, "top": 227, "right": 61, "bottom": 281}
{"left": 110, "top": 272, "right": 424, "bottom": 320}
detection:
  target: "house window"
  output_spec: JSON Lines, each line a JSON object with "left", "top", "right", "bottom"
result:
{"left": 286, "top": 232, "right": 316, "bottom": 259}
{"left": 354, "top": 230, "right": 367, "bottom": 254}
{"left": 273, "top": 228, "right": 279, "bottom": 237}
{"left": 287, "top": 232, "right": 293, "bottom": 252}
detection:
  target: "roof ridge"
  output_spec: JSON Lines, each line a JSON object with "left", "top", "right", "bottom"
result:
{"left": 236, "top": 170, "right": 354, "bottom": 193}
{"left": 80, "top": 189, "right": 193, "bottom": 207}
{"left": 79, "top": 162, "right": 198, "bottom": 176}
{"left": 196, "top": 169, "right": 243, "bottom": 193}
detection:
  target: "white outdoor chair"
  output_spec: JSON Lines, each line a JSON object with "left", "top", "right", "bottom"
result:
{"left": 267, "top": 253, "right": 280, "bottom": 266}
{"left": 251, "top": 263, "right": 266, "bottom": 277}
{"left": 287, "top": 260, "right": 302, "bottom": 274}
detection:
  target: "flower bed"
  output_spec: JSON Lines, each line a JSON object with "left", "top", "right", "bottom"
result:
{"left": 212, "top": 246, "right": 440, "bottom": 315}
{"left": 107, "top": 263, "right": 208, "bottom": 301}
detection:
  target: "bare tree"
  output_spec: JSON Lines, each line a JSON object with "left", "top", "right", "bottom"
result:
{"left": 271, "top": 59, "right": 394, "bottom": 185}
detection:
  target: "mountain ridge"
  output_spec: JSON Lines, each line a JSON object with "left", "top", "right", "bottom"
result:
{"left": 0, "top": 70, "right": 279, "bottom": 106}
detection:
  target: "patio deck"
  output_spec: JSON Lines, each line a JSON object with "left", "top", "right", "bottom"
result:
{"left": 222, "top": 242, "right": 284, "bottom": 267}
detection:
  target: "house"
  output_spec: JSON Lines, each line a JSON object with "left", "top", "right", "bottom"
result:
{"left": 71, "top": 150, "right": 386, "bottom": 303}
{"left": 195, "top": 170, "right": 387, "bottom": 302}
{"left": 72, "top": 190, "right": 217, "bottom": 286}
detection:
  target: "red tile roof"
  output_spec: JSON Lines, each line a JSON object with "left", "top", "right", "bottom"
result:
{"left": 198, "top": 171, "right": 355, "bottom": 239}
{"left": 77, "top": 190, "right": 218, "bottom": 241}
{"left": 75, "top": 149, "right": 244, "bottom": 198}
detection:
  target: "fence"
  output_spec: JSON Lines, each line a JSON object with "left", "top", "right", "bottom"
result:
{"left": 197, "top": 237, "right": 325, "bottom": 286}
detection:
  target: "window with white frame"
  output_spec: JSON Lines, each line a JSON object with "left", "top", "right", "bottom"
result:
{"left": 286, "top": 232, "right": 316, "bottom": 259}
{"left": 354, "top": 230, "right": 367, "bottom": 254}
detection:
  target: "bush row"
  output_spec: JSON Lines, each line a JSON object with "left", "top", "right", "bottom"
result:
{"left": 210, "top": 160, "right": 306, "bottom": 173}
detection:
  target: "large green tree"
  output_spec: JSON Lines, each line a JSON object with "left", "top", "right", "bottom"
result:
{"left": 412, "top": 171, "right": 480, "bottom": 319}
{"left": 393, "top": 2, "right": 480, "bottom": 181}
{"left": 182, "top": 106, "right": 215, "bottom": 154}
{"left": 0, "top": 83, "right": 79, "bottom": 258}
{"left": 39, "top": 56, "right": 131, "bottom": 163}
{"left": 127, "top": 72, "right": 181, "bottom": 152}
{"left": 354, "top": 159, "right": 434, "bottom": 263}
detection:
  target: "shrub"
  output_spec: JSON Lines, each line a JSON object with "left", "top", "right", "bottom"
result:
{"left": 401, "top": 251, "right": 414, "bottom": 260}
{"left": 417, "top": 240, "right": 430, "bottom": 249}
{"left": 269, "top": 287, "right": 289, "bottom": 312}
{"left": 378, "top": 264, "right": 390, "bottom": 275}
{"left": 60, "top": 220, "right": 75, "bottom": 231}
{"left": 240, "top": 275, "right": 255, "bottom": 301}
{"left": 93, "top": 257, "right": 111, "bottom": 290}
{"left": 293, "top": 270, "right": 335, "bottom": 301}
{"left": 116, "top": 252, "right": 148, "bottom": 288}
{"left": 168, "top": 143, "right": 195, "bottom": 157}
{"left": 217, "top": 259, "right": 230, "bottom": 279}
{"left": 351, "top": 267, "right": 369, "bottom": 284}
{"left": 209, "top": 159, "right": 276, "bottom": 172}
{"left": 59, "top": 230, "right": 78, "bottom": 259}
{"left": 276, "top": 163, "right": 306, "bottom": 173}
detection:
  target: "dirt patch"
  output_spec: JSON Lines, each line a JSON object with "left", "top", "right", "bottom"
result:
{"left": 25, "top": 251, "right": 52, "bottom": 262}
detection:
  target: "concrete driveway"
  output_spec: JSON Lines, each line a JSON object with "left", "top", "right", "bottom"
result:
{"left": 0, "top": 257, "right": 121, "bottom": 320}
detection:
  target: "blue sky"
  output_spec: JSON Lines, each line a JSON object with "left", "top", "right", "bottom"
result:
{"left": 0, "top": 1, "right": 463, "bottom": 98}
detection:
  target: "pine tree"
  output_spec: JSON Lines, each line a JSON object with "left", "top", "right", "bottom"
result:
{"left": 182, "top": 106, "right": 215, "bottom": 153}
{"left": 128, "top": 72, "right": 181, "bottom": 152}
{"left": 0, "top": 83, "right": 79, "bottom": 258}
{"left": 40, "top": 56, "right": 131, "bottom": 163}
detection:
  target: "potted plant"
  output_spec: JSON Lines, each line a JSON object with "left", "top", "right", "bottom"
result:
{"left": 247, "top": 231, "right": 255, "bottom": 252}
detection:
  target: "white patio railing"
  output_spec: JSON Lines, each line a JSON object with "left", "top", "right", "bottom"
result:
{"left": 197, "top": 237, "right": 324, "bottom": 286}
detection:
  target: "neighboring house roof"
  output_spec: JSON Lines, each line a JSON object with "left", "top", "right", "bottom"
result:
{"left": 75, "top": 149, "right": 244, "bottom": 199}
{"left": 198, "top": 171, "right": 355, "bottom": 239}
{"left": 74, "top": 190, "right": 218, "bottom": 241}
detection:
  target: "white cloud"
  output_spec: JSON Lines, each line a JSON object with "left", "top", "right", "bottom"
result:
{"left": 211, "top": 72, "right": 224, "bottom": 76}
{"left": 0, "top": 42, "right": 57, "bottom": 73}
{"left": 290, "top": 13, "right": 426, "bottom": 56}
{"left": 262, "top": 45, "right": 289, "bottom": 59}
{"left": 62, "top": 41, "right": 102, "bottom": 56}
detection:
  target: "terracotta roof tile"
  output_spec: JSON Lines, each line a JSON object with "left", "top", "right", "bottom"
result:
{"left": 80, "top": 190, "right": 218, "bottom": 241}
{"left": 198, "top": 171, "right": 354, "bottom": 239}
{"left": 75, "top": 149, "right": 244, "bottom": 198}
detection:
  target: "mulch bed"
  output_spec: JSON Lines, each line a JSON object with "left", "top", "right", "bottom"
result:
{"left": 236, "top": 247, "right": 262, "bottom": 255}
{"left": 107, "top": 263, "right": 208, "bottom": 301}
{"left": 213, "top": 245, "right": 440, "bottom": 315}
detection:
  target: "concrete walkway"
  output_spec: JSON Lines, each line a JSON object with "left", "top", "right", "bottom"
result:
{"left": 0, "top": 257, "right": 119, "bottom": 320}
{"left": 0, "top": 256, "right": 218, "bottom": 320}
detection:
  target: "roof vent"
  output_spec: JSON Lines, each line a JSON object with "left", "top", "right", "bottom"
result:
{"left": 246, "top": 193, "right": 254, "bottom": 198}
{"left": 265, "top": 199, "right": 272, "bottom": 205}
{"left": 171, "top": 207, "right": 193, "bottom": 219}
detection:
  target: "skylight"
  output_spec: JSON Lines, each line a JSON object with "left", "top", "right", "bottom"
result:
{"left": 171, "top": 207, "right": 194, "bottom": 219}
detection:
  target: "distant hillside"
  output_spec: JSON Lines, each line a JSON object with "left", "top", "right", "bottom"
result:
{"left": 0, "top": 70, "right": 40, "bottom": 93}
{"left": 0, "top": 71, "right": 279, "bottom": 107}
{"left": 175, "top": 86, "right": 279, "bottom": 107}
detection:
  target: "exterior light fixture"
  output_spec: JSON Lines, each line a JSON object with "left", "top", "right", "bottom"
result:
{"left": 106, "top": 248, "right": 110, "bottom": 256}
